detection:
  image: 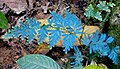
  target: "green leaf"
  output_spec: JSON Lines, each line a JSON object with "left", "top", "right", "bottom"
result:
{"left": 0, "top": 12, "right": 8, "bottom": 29}
{"left": 107, "top": 2, "right": 115, "bottom": 7}
{"left": 17, "top": 54, "right": 61, "bottom": 69}
{"left": 83, "top": 65, "right": 105, "bottom": 69}
{"left": 97, "top": 1, "right": 106, "bottom": 9}
{"left": 84, "top": 4, "right": 94, "bottom": 18}
{"left": 94, "top": 11, "right": 102, "bottom": 21}
{"left": 97, "top": 1, "right": 111, "bottom": 12}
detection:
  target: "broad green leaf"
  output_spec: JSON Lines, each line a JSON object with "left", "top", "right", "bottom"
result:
{"left": 94, "top": 11, "right": 102, "bottom": 21}
{"left": 0, "top": 12, "right": 8, "bottom": 29}
{"left": 84, "top": 4, "right": 94, "bottom": 18}
{"left": 17, "top": 54, "right": 61, "bottom": 69}
{"left": 83, "top": 64, "right": 105, "bottom": 69}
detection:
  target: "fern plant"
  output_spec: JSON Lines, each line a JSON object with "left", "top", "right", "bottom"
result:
{"left": 71, "top": 46, "right": 83, "bottom": 67}
{"left": 84, "top": 1, "right": 115, "bottom": 21}
{"left": 2, "top": 9, "right": 120, "bottom": 69}
{"left": 2, "top": 10, "right": 83, "bottom": 54}
{"left": 81, "top": 30, "right": 119, "bottom": 64}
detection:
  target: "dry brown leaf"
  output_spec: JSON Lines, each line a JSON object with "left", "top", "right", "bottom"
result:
{"left": 84, "top": 25, "right": 100, "bottom": 34}
{"left": 37, "top": 19, "right": 48, "bottom": 25}
{"left": 4, "top": 0, "right": 27, "bottom": 14}
{"left": 32, "top": 43, "right": 49, "bottom": 54}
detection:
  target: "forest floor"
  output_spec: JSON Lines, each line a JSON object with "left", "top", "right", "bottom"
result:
{"left": 0, "top": 0, "right": 120, "bottom": 69}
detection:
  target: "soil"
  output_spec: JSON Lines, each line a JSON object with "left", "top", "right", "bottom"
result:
{"left": 0, "top": 44, "right": 19, "bottom": 69}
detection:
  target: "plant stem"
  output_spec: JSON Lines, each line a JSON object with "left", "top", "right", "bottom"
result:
{"left": 103, "top": 12, "right": 110, "bottom": 23}
{"left": 100, "top": 12, "right": 110, "bottom": 29}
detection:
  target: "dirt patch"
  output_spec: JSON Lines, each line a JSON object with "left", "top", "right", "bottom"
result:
{"left": 0, "top": 45, "right": 19, "bottom": 69}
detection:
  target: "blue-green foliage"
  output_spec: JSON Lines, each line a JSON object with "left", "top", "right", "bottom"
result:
{"left": 38, "top": 29, "right": 48, "bottom": 44}
{"left": 81, "top": 30, "right": 112, "bottom": 56}
{"left": 63, "top": 34, "right": 77, "bottom": 53}
{"left": 2, "top": 9, "right": 119, "bottom": 68}
{"left": 97, "top": 1, "right": 115, "bottom": 12}
{"left": 84, "top": 1, "right": 115, "bottom": 21}
{"left": 48, "top": 10, "right": 83, "bottom": 53}
{"left": 71, "top": 46, "right": 83, "bottom": 67}
{"left": 2, "top": 10, "right": 83, "bottom": 54}
{"left": 108, "top": 46, "right": 120, "bottom": 64}
{"left": 2, "top": 18, "right": 40, "bottom": 42}
{"left": 81, "top": 30, "right": 119, "bottom": 64}
{"left": 49, "top": 30, "right": 62, "bottom": 49}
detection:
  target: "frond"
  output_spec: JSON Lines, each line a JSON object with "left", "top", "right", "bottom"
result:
{"left": 49, "top": 30, "right": 62, "bottom": 49}
{"left": 108, "top": 46, "right": 120, "bottom": 64}
{"left": 2, "top": 18, "right": 40, "bottom": 43}
{"left": 71, "top": 46, "right": 83, "bottom": 67}
{"left": 81, "top": 30, "right": 114, "bottom": 56}
{"left": 63, "top": 34, "right": 77, "bottom": 53}
{"left": 38, "top": 29, "right": 48, "bottom": 44}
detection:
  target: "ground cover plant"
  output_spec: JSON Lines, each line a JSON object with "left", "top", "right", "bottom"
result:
{"left": 2, "top": 9, "right": 120, "bottom": 69}
{"left": 0, "top": 0, "right": 120, "bottom": 69}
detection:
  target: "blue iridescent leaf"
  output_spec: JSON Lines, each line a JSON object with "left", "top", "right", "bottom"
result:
{"left": 38, "top": 29, "right": 48, "bottom": 44}
{"left": 27, "top": 18, "right": 40, "bottom": 30}
{"left": 2, "top": 18, "right": 41, "bottom": 43}
{"left": 81, "top": 35, "right": 91, "bottom": 46}
{"left": 27, "top": 29, "right": 36, "bottom": 42}
{"left": 99, "top": 34, "right": 106, "bottom": 42}
{"left": 2, "top": 33, "right": 12, "bottom": 39}
{"left": 63, "top": 34, "right": 77, "bottom": 53}
{"left": 91, "top": 30, "right": 99, "bottom": 42}
{"left": 65, "top": 11, "right": 82, "bottom": 34}
{"left": 20, "top": 31, "right": 27, "bottom": 40}
{"left": 65, "top": 10, "right": 81, "bottom": 28}
{"left": 47, "top": 19, "right": 52, "bottom": 25}
{"left": 49, "top": 30, "right": 62, "bottom": 49}
{"left": 19, "top": 23, "right": 30, "bottom": 40}
{"left": 48, "top": 10, "right": 83, "bottom": 53}
{"left": 2, "top": 30, "right": 16, "bottom": 39}
{"left": 6, "top": 26, "right": 21, "bottom": 38}
{"left": 81, "top": 30, "right": 112, "bottom": 56}
{"left": 108, "top": 46, "right": 119, "bottom": 64}
{"left": 75, "top": 27, "right": 83, "bottom": 34}
{"left": 71, "top": 46, "right": 83, "bottom": 67}
{"left": 49, "top": 11, "right": 64, "bottom": 28}
{"left": 106, "top": 36, "right": 114, "bottom": 43}
{"left": 100, "top": 45, "right": 110, "bottom": 56}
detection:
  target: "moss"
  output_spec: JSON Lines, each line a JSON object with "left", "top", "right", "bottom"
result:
{"left": 108, "top": 25, "right": 120, "bottom": 46}
{"left": 108, "top": 56, "right": 120, "bottom": 69}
